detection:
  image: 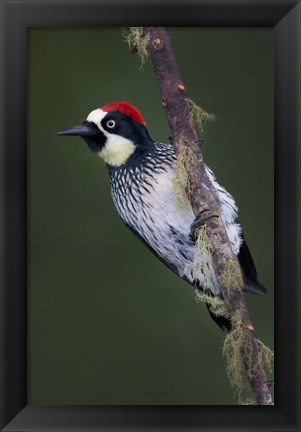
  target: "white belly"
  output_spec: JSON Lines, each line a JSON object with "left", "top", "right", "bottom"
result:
{"left": 111, "top": 163, "right": 242, "bottom": 296}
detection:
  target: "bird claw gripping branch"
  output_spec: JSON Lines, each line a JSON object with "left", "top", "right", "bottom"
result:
{"left": 190, "top": 210, "right": 220, "bottom": 242}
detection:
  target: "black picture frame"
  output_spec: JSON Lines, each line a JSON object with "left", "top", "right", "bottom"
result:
{"left": 0, "top": 0, "right": 300, "bottom": 430}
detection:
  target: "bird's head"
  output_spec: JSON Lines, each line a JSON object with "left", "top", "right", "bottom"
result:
{"left": 58, "top": 101, "right": 153, "bottom": 167}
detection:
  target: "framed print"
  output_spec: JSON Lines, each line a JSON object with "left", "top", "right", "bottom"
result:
{"left": 0, "top": 0, "right": 300, "bottom": 431}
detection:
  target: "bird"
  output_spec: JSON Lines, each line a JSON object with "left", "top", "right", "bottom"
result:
{"left": 58, "top": 101, "right": 266, "bottom": 330}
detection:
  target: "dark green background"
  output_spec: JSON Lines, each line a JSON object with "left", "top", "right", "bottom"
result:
{"left": 28, "top": 28, "right": 274, "bottom": 405}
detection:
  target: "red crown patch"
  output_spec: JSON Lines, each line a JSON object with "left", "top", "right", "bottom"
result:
{"left": 100, "top": 101, "right": 146, "bottom": 126}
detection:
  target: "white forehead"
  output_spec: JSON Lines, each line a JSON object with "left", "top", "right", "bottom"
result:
{"left": 86, "top": 109, "right": 107, "bottom": 128}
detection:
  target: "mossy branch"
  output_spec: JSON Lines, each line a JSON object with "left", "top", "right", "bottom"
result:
{"left": 125, "top": 26, "right": 273, "bottom": 405}
{"left": 123, "top": 27, "right": 149, "bottom": 68}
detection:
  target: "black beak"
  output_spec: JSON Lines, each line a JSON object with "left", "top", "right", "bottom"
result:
{"left": 58, "top": 122, "right": 98, "bottom": 137}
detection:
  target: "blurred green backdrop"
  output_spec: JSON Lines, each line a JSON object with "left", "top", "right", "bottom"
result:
{"left": 28, "top": 28, "right": 274, "bottom": 405}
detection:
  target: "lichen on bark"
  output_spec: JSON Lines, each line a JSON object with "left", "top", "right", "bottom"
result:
{"left": 125, "top": 26, "right": 274, "bottom": 405}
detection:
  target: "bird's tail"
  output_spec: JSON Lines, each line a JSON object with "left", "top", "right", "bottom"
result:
{"left": 238, "top": 240, "right": 268, "bottom": 296}
{"left": 244, "top": 281, "right": 267, "bottom": 296}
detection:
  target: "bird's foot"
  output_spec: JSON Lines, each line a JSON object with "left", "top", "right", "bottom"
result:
{"left": 265, "top": 380, "right": 274, "bottom": 389}
{"left": 169, "top": 136, "right": 205, "bottom": 147}
{"left": 195, "top": 138, "right": 205, "bottom": 147}
{"left": 190, "top": 210, "right": 219, "bottom": 241}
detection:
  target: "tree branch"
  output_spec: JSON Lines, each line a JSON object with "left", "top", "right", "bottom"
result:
{"left": 128, "top": 27, "right": 273, "bottom": 405}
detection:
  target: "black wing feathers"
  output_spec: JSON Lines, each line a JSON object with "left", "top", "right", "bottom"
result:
{"left": 123, "top": 220, "right": 266, "bottom": 332}
{"left": 238, "top": 236, "right": 267, "bottom": 295}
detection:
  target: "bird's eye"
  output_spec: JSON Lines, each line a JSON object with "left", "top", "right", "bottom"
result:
{"left": 106, "top": 120, "right": 116, "bottom": 129}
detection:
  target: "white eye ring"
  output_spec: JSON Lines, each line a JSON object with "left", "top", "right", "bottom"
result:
{"left": 106, "top": 119, "right": 116, "bottom": 128}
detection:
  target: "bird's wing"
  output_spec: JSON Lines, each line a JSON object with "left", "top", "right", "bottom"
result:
{"left": 124, "top": 222, "right": 181, "bottom": 276}
{"left": 126, "top": 221, "right": 233, "bottom": 331}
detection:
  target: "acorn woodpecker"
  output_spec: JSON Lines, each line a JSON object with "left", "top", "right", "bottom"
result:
{"left": 59, "top": 101, "right": 266, "bottom": 330}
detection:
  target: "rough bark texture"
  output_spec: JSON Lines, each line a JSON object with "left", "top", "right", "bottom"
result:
{"left": 137, "top": 27, "right": 273, "bottom": 405}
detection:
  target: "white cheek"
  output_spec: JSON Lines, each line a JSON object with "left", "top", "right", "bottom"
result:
{"left": 98, "top": 135, "right": 135, "bottom": 166}
{"left": 86, "top": 108, "right": 135, "bottom": 166}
